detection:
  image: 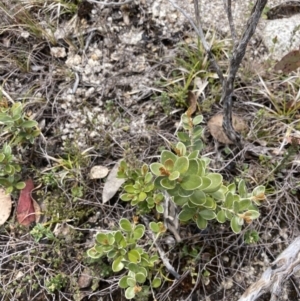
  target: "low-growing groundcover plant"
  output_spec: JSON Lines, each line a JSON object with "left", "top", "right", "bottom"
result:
{"left": 0, "top": 101, "right": 40, "bottom": 192}
{"left": 88, "top": 112, "right": 266, "bottom": 299}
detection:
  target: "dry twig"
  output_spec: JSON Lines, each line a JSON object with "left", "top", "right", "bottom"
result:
{"left": 168, "top": 0, "right": 267, "bottom": 146}
{"left": 239, "top": 236, "right": 300, "bottom": 301}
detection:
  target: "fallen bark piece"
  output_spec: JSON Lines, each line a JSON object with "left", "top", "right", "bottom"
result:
{"left": 0, "top": 188, "right": 12, "bottom": 226}
{"left": 102, "top": 161, "right": 125, "bottom": 203}
{"left": 16, "top": 179, "right": 36, "bottom": 226}
{"left": 238, "top": 236, "right": 300, "bottom": 301}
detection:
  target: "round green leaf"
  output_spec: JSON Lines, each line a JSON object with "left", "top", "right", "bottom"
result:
{"left": 230, "top": 216, "right": 243, "bottom": 234}
{"left": 173, "top": 156, "right": 189, "bottom": 174}
{"left": 133, "top": 225, "right": 145, "bottom": 240}
{"left": 238, "top": 179, "right": 248, "bottom": 198}
{"left": 238, "top": 199, "right": 251, "bottom": 212}
{"left": 188, "top": 150, "right": 199, "bottom": 159}
{"left": 177, "top": 186, "right": 194, "bottom": 197}
{"left": 199, "top": 209, "right": 216, "bottom": 220}
{"left": 135, "top": 272, "right": 146, "bottom": 284}
{"left": 177, "top": 131, "right": 190, "bottom": 142}
{"left": 124, "top": 185, "right": 135, "bottom": 193}
{"left": 192, "top": 115, "right": 203, "bottom": 125}
{"left": 120, "top": 193, "right": 133, "bottom": 201}
{"left": 224, "top": 191, "right": 234, "bottom": 209}
{"left": 107, "top": 249, "right": 118, "bottom": 258}
{"left": 125, "top": 287, "right": 135, "bottom": 299}
{"left": 216, "top": 210, "right": 226, "bottom": 223}
{"left": 160, "top": 178, "right": 176, "bottom": 190}
{"left": 180, "top": 175, "right": 202, "bottom": 190}
{"left": 21, "top": 120, "right": 38, "bottom": 128}
{"left": 152, "top": 277, "right": 162, "bottom": 288}
{"left": 87, "top": 247, "right": 102, "bottom": 259}
{"left": 169, "top": 170, "right": 180, "bottom": 181}
{"left": 112, "top": 256, "right": 125, "bottom": 272}
{"left": 244, "top": 210, "right": 260, "bottom": 220}
{"left": 156, "top": 203, "right": 164, "bottom": 213}
{"left": 96, "top": 233, "right": 109, "bottom": 245}
{"left": 126, "top": 277, "right": 136, "bottom": 287}
{"left": 175, "top": 142, "right": 186, "bottom": 156}
{"left": 150, "top": 163, "right": 165, "bottom": 176}
{"left": 15, "top": 181, "right": 26, "bottom": 190}
{"left": 202, "top": 197, "right": 216, "bottom": 209}
{"left": 178, "top": 207, "right": 195, "bottom": 221}
{"left": 128, "top": 249, "right": 141, "bottom": 263}
{"left": 197, "top": 176, "right": 211, "bottom": 190}
{"left": 119, "top": 218, "right": 132, "bottom": 232}
{"left": 138, "top": 191, "right": 147, "bottom": 202}
{"left": 119, "top": 276, "right": 129, "bottom": 288}
{"left": 173, "top": 195, "right": 188, "bottom": 206}
{"left": 114, "top": 231, "right": 127, "bottom": 248}
{"left": 185, "top": 159, "right": 199, "bottom": 175}
{"left": 189, "top": 190, "right": 206, "bottom": 206}
{"left": 195, "top": 215, "right": 208, "bottom": 229}
{"left": 161, "top": 150, "right": 177, "bottom": 165}
{"left": 164, "top": 158, "right": 174, "bottom": 171}
{"left": 149, "top": 222, "right": 159, "bottom": 233}
{"left": 202, "top": 173, "right": 222, "bottom": 193}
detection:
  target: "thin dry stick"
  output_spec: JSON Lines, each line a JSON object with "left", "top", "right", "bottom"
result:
{"left": 223, "top": 0, "right": 238, "bottom": 46}
{"left": 169, "top": 0, "right": 267, "bottom": 145}
{"left": 238, "top": 236, "right": 300, "bottom": 301}
{"left": 222, "top": 0, "right": 267, "bottom": 145}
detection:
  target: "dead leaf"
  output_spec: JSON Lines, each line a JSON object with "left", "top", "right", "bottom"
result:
{"left": 208, "top": 113, "right": 248, "bottom": 144}
{"left": 16, "top": 179, "right": 36, "bottom": 226}
{"left": 186, "top": 91, "right": 197, "bottom": 117}
{"left": 0, "top": 188, "right": 12, "bottom": 226}
{"left": 274, "top": 49, "right": 300, "bottom": 73}
{"left": 102, "top": 161, "right": 125, "bottom": 203}
{"left": 89, "top": 165, "right": 109, "bottom": 179}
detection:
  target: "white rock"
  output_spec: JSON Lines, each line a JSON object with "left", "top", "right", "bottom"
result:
{"left": 50, "top": 47, "right": 67, "bottom": 58}
{"left": 262, "top": 14, "right": 300, "bottom": 60}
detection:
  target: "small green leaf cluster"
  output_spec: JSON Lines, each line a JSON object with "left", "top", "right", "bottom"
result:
{"left": 244, "top": 229, "right": 260, "bottom": 244}
{"left": 45, "top": 273, "right": 67, "bottom": 293}
{"left": 30, "top": 223, "right": 56, "bottom": 242}
{"left": 0, "top": 143, "right": 25, "bottom": 192}
{"left": 0, "top": 102, "right": 40, "bottom": 192}
{"left": 0, "top": 102, "right": 40, "bottom": 144}
{"left": 87, "top": 218, "right": 161, "bottom": 299}
{"left": 118, "top": 161, "right": 164, "bottom": 213}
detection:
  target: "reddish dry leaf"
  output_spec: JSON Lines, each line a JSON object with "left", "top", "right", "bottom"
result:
{"left": 274, "top": 49, "right": 300, "bottom": 73}
{"left": 16, "top": 179, "right": 36, "bottom": 226}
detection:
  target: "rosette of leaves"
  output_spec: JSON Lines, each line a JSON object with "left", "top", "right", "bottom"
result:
{"left": 87, "top": 218, "right": 160, "bottom": 299}
{"left": 119, "top": 163, "right": 165, "bottom": 213}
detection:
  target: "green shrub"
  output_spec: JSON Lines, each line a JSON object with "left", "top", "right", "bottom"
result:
{"left": 0, "top": 102, "right": 40, "bottom": 192}
{"left": 88, "top": 112, "right": 266, "bottom": 299}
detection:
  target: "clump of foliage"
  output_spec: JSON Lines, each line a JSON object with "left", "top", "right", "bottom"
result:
{"left": 0, "top": 102, "right": 40, "bottom": 192}
{"left": 87, "top": 218, "right": 162, "bottom": 299}
{"left": 88, "top": 112, "right": 266, "bottom": 299}
{"left": 119, "top": 112, "right": 265, "bottom": 234}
